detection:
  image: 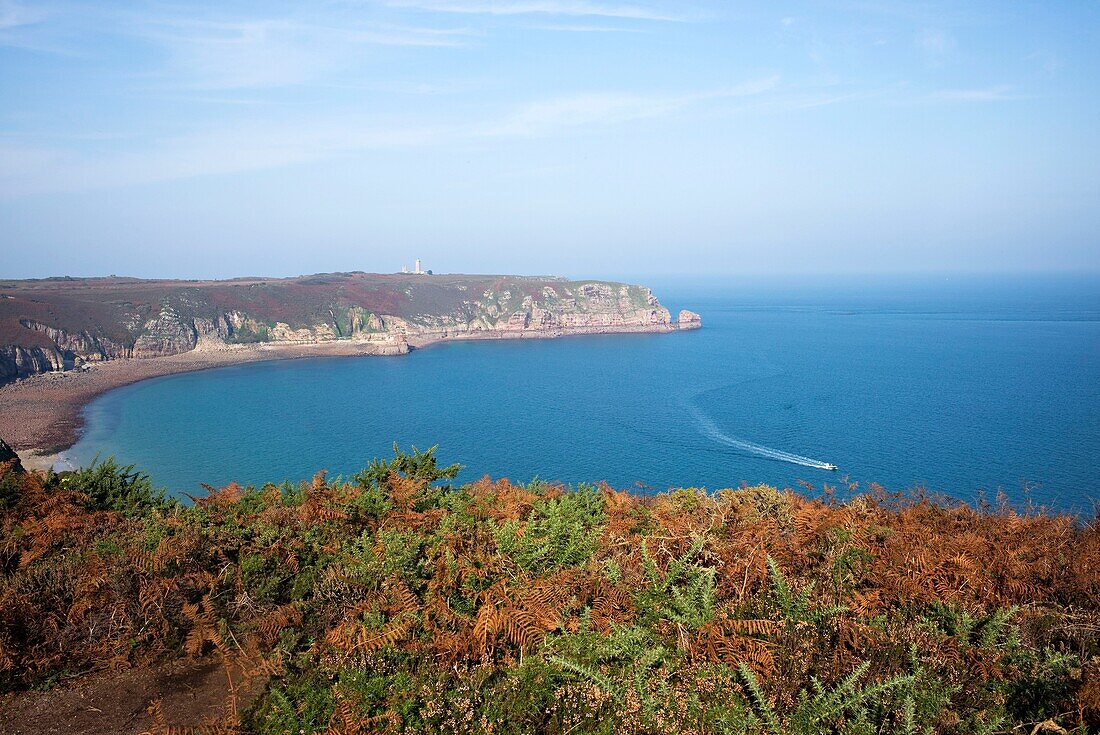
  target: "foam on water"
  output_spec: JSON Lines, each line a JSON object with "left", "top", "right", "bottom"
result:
{"left": 687, "top": 402, "right": 835, "bottom": 470}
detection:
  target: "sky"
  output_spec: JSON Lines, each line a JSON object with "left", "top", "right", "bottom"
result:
{"left": 1, "top": 1, "right": 1098, "bottom": 280}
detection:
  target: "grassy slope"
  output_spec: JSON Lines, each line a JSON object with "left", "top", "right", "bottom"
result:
{"left": 0, "top": 450, "right": 1097, "bottom": 734}
{"left": 0, "top": 274, "right": 656, "bottom": 348}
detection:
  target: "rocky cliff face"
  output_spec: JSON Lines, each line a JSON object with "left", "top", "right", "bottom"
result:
{"left": 0, "top": 346, "right": 69, "bottom": 384}
{"left": 19, "top": 319, "right": 133, "bottom": 361}
{"left": 132, "top": 305, "right": 199, "bottom": 357}
{"left": 0, "top": 274, "right": 698, "bottom": 385}
{"left": 391, "top": 282, "right": 673, "bottom": 338}
{"left": 0, "top": 436, "right": 23, "bottom": 474}
{"left": 1, "top": 320, "right": 135, "bottom": 383}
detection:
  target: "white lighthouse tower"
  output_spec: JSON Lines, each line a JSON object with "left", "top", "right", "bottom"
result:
{"left": 414, "top": 258, "right": 422, "bottom": 274}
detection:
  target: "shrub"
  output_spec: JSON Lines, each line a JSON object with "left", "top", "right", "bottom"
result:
{"left": 496, "top": 485, "right": 606, "bottom": 572}
{"left": 61, "top": 457, "right": 173, "bottom": 515}
{"left": 0, "top": 446, "right": 1096, "bottom": 734}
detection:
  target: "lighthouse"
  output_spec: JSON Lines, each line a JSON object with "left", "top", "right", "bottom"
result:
{"left": 414, "top": 258, "right": 422, "bottom": 274}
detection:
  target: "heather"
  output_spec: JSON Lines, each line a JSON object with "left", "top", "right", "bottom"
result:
{"left": 0, "top": 449, "right": 1097, "bottom": 734}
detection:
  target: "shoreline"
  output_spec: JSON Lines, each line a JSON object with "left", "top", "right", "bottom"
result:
{"left": 1, "top": 324, "right": 690, "bottom": 469}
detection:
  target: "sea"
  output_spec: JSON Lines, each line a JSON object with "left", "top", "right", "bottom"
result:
{"left": 67, "top": 274, "right": 1100, "bottom": 513}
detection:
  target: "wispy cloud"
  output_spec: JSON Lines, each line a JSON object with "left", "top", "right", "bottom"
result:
{"left": 741, "top": 88, "right": 875, "bottom": 113}
{"left": 482, "top": 77, "right": 780, "bottom": 137}
{"left": 483, "top": 93, "right": 675, "bottom": 136}
{"left": 922, "top": 85, "right": 1027, "bottom": 103}
{"left": 523, "top": 22, "right": 647, "bottom": 32}
{"left": 0, "top": 0, "right": 75, "bottom": 54}
{"left": 1024, "top": 51, "right": 1063, "bottom": 76}
{"left": 830, "top": 1, "right": 987, "bottom": 26}
{"left": 134, "top": 17, "right": 472, "bottom": 90}
{"left": 0, "top": 119, "right": 445, "bottom": 195}
{"left": 915, "top": 29, "right": 955, "bottom": 67}
{"left": 0, "top": 76, "right": 786, "bottom": 195}
{"left": 384, "top": 0, "right": 685, "bottom": 22}
{"left": 0, "top": 4, "right": 474, "bottom": 87}
{"left": 0, "top": 0, "right": 1047, "bottom": 204}
{"left": 0, "top": 0, "right": 44, "bottom": 30}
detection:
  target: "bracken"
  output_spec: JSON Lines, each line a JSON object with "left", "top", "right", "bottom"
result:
{"left": 0, "top": 448, "right": 1097, "bottom": 734}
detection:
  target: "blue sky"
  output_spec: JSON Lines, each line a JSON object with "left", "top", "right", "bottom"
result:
{"left": 1, "top": 1, "right": 1098, "bottom": 279}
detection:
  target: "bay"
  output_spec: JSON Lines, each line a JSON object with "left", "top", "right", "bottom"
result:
{"left": 68, "top": 274, "right": 1100, "bottom": 512}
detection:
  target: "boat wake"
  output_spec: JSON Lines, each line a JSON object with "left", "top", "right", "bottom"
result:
{"left": 688, "top": 403, "right": 836, "bottom": 471}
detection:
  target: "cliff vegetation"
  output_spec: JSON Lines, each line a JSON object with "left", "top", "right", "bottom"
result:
{"left": 0, "top": 449, "right": 1097, "bottom": 734}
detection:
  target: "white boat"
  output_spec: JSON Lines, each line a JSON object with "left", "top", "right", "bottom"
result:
{"left": 823, "top": 463, "right": 838, "bottom": 471}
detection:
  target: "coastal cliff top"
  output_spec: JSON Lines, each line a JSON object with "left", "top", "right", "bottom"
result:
{"left": 0, "top": 272, "right": 665, "bottom": 349}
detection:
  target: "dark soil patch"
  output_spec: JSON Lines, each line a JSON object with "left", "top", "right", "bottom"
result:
{"left": 0, "top": 659, "right": 261, "bottom": 735}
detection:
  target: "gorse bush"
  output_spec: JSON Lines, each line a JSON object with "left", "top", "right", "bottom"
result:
{"left": 496, "top": 484, "right": 606, "bottom": 572}
{"left": 738, "top": 660, "right": 915, "bottom": 735}
{"left": 61, "top": 456, "right": 173, "bottom": 515}
{"left": 0, "top": 448, "right": 1098, "bottom": 734}
{"left": 636, "top": 535, "right": 716, "bottom": 631}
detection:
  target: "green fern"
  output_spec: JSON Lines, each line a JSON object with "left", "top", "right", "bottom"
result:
{"left": 766, "top": 555, "right": 846, "bottom": 624}
{"left": 737, "top": 662, "right": 784, "bottom": 735}
{"left": 900, "top": 692, "right": 917, "bottom": 735}
{"left": 739, "top": 659, "right": 914, "bottom": 735}
{"left": 548, "top": 655, "right": 620, "bottom": 695}
{"left": 976, "top": 605, "right": 1019, "bottom": 649}
{"left": 638, "top": 535, "right": 716, "bottom": 630}
{"left": 548, "top": 624, "right": 674, "bottom": 723}
{"left": 496, "top": 486, "right": 606, "bottom": 572}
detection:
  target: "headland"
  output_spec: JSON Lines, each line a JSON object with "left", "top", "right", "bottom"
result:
{"left": 0, "top": 272, "right": 700, "bottom": 463}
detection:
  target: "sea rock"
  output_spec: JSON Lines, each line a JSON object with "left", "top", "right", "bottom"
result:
{"left": 677, "top": 310, "right": 702, "bottom": 330}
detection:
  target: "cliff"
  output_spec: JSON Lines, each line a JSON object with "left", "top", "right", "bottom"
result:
{"left": 0, "top": 436, "right": 22, "bottom": 474}
{"left": 0, "top": 273, "right": 699, "bottom": 384}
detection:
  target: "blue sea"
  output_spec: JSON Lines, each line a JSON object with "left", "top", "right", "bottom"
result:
{"left": 67, "top": 275, "right": 1100, "bottom": 512}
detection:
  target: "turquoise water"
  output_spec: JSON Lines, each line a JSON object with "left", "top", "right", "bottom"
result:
{"left": 68, "top": 275, "right": 1100, "bottom": 511}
